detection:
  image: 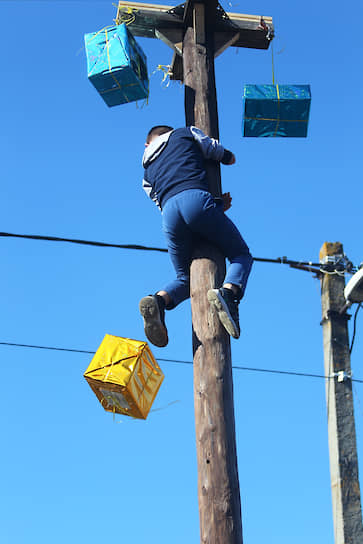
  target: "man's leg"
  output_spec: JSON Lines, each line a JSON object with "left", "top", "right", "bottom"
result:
{"left": 181, "top": 191, "right": 253, "bottom": 337}
{"left": 160, "top": 196, "right": 194, "bottom": 309}
{"left": 139, "top": 195, "right": 193, "bottom": 347}
{"left": 139, "top": 293, "right": 169, "bottom": 347}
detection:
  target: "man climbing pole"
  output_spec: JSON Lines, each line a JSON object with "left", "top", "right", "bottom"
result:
{"left": 139, "top": 124, "right": 253, "bottom": 347}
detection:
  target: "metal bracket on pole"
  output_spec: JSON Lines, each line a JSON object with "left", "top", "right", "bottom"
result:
{"left": 328, "top": 370, "right": 353, "bottom": 382}
{"left": 320, "top": 310, "right": 351, "bottom": 325}
{"left": 320, "top": 254, "right": 355, "bottom": 274}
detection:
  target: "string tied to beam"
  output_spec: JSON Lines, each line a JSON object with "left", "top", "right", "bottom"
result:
{"left": 152, "top": 64, "right": 172, "bottom": 86}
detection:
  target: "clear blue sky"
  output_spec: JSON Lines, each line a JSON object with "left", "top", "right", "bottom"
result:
{"left": 1, "top": 1, "right": 362, "bottom": 543}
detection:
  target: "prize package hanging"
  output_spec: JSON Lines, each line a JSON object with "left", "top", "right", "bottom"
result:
{"left": 84, "top": 24, "right": 149, "bottom": 107}
{"left": 242, "top": 84, "right": 311, "bottom": 137}
{"left": 84, "top": 335, "right": 164, "bottom": 419}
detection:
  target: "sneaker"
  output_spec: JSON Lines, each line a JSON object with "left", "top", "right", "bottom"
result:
{"left": 207, "top": 288, "right": 240, "bottom": 339}
{"left": 139, "top": 295, "right": 168, "bottom": 347}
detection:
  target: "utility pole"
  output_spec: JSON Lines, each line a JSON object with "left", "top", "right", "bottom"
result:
{"left": 320, "top": 242, "right": 363, "bottom": 544}
{"left": 183, "top": 3, "right": 242, "bottom": 542}
{"left": 115, "top": 3, "right": 273, "bottom": 541}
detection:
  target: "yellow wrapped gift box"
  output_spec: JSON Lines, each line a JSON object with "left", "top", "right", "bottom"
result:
{"left": 84, "top": 334, "right": 164, "bottom": 419}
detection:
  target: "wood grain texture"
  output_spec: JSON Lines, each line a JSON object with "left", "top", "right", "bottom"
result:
{"left": 190, "top": 247, "right": 242, "bottom": 544}
{"left": 184, "top": 2, "right": 243, "bottom": 542}
{"left": 320, "top": 242, "right": 363, "bottom": 544}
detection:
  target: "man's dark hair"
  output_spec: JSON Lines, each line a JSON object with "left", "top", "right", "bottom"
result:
{"left": 146, "top": 125, "right": 174, "bottom": 144}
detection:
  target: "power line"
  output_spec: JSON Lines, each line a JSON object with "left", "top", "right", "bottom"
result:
{"left": 0, "top": 230, "right": 323, "bottom": 271}
{"left": 1, "top": 341, "right": 363, "bottom": 383}
{"left": 0, "top": 341, "right": 94, "bottom": 355}
{"left": 0, "top": 231, "right": 168, "bottom": 254}
{"left": 350, "top": 303, "right": 362, "bottom": 354}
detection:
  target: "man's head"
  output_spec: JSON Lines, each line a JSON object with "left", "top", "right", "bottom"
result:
{"left": 146, "top": 125, "right": 174, "bottom": 145}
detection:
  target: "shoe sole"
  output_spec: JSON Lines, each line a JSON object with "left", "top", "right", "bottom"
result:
{"left": 139, "top": 296, "right": 168, "bottom": 347}
{"left": 207, "top": 289, "right": 240, "bottom": 339}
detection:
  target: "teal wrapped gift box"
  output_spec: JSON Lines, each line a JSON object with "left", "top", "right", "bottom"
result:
{"left": 242, "top": 85, "right": 311, "bottom": 137}
{"left": 84, "top": 24, "right": 149, "bottom": 107}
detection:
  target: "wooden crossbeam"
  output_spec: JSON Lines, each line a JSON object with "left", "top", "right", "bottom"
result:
{"left": 168, "top": 28, "right": 242, "bottom": 80}
{"left": 116, "top": 1, "right": 273, "bottom": 80}
{"left": 155, "top": 28, "right": 183, "bottom": 55}
{"left": 116, "top": 1, "right": 273, "bottom": 50}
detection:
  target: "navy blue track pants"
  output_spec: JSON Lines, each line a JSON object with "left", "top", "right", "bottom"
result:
{"left": 161, "top": 189, "right": 253, "bottom": 308}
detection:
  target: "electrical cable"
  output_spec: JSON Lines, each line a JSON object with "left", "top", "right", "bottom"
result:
{"left": 0, "top": 342, "right": 94, "bottom": 355}
{"left": 350, "top": 303, "right": 362, "bottom": 354}
{"left": 1, "top": 341, "right": 363, "bottom": 383}
{"left": 0, "top": 230, "right": 323, "bottom": 270}
{"left": 0, "top": 231, "right": 168, "bottom": 254}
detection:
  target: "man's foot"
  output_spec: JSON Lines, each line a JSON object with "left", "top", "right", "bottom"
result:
{"left": 207, "top": 288, "right": 240, "bottom": 339}
{"left": 139, "top": 295, "right": 168, "bottom": 347}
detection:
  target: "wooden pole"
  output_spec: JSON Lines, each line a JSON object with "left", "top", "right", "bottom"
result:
{"left": 320, "top": 242, "right": 363, "bottom": 544}
{"left": 183, "top": 1, "right": 243, "bottom": 542}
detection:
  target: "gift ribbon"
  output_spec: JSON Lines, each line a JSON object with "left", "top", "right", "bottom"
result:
{"left": 244, "top": 84, "right": 308, "bottom": 137}
{"left": 85, "top": 25, "right": 114, "bottom": 47}
{"left": 270, "top": 46, "right": 280, "bottom": 136}
{"left": 86, "top": 26, "right": 119, "bottom": 79}
{"left": 244, "top": 118, "right": 308, "bottom": 122}
{"left": 104, "top": 27, "right": 112, "bottom": 72}
{"left": 87, "top": 24, "right": 148, "bottom": 104}
{"left": 116, "top": 5, "right": 137, "bottom": 26}
{"left": 273, "top": 84, "right": 280, "bottom": 137}
{"left": 153, "top": 64, "right": 171, "bottom": 86}
{"left": 272, "top": 43, "right": 276, "bottom": 85}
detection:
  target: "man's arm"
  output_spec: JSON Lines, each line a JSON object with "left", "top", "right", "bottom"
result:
{"left": 190, "top": 126, "right": 235, "bottom": 165}
{"left": 142, "top": 177, "right": 161, "bottom": 210}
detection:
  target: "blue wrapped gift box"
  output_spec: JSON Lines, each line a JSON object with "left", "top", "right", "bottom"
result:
{"left": 84, "top": 24, "right": 149, "bottom": 107}
{"left": 242, "top": 85, "right": 311, "bottom": 137}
